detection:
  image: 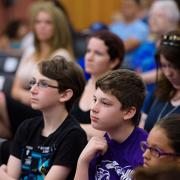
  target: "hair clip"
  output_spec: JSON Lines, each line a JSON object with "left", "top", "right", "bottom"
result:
{"left": 161, "top": 34, "right": 180, "bottom": 47}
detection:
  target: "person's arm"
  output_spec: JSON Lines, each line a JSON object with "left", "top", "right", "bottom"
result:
{"left": 10, "top": 55, "right": 32, "bottom": 105}
{"left": 0, "top": 155, "right": 21, "bottom": 180}
{"left": 74, "top": 136, "right": 108, "bottom": 180}
{"left": 140, "top": 69, "right": 157, "bottom": 84}
{"left": 124, "top": 38, "right": 141, "bottom": 52}
{"left": 11, "top": 77, "right": 31, "bottom": 105}
{"left": 44, "top": 165, "right": 71, "bottom": 180}
{"left": 80, "top": 124, "right": 105, "bottom": 140}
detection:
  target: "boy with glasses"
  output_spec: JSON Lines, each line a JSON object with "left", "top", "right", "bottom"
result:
{"left": 74, "top": 69, "right": 148, "bottom": 180}
{"left": 0, "top": 56, "right": 87, "bottom": 179}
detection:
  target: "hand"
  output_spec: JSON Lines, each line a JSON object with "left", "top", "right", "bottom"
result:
{"left": 0, "top": 164, "right": 7, "bottom": 172}
{"left": 78, "top": 136, "right": 108, "bottom": 164}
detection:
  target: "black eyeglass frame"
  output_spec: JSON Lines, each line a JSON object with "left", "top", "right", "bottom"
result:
{"left": 29, "top": 79, "right": 59, "bottom": 89}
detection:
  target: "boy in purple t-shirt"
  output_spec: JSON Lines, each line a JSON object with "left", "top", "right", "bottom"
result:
{"left": 74, "top": 69, "right": 148, "bottom": 180}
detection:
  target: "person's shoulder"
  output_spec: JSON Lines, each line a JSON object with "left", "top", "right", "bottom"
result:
{"left": 109, "top": 21, "right": 124, "bottom": 29}
{"left": 51, "top": 48, "right": 74, "bottom": 61}
{"left": 20, "top": 45, "right": 35, "bottom": 61}
{"left": 133, "top": 19, "right": 149, "bottom": 31}
{"left": 134, "top": 127, "right": 148, "bottom": 140}
{"left": 14, "top": 116, "right": 43, "bottom": 139}
{"left": 59, "top": 114, "right": 86, "bottom": 135}
{"left": 54, "top": 115, "right": 87, "bottom": 144}
{"left": 67, "top": 115, "right": 87, "bottom": 137}
{"left": 18, "top": 116, "right": 43, "bottom": 131}
{"left": 65, "top": 115, "right": 85, "bottom": 132}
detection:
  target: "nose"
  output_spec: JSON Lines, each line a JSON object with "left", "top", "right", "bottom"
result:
{"left": 90, "top": 101, "right": 99, "bottom": 114}
{"left": 85, "top": 51, "right": 94, "bottom": 62}
{"left": 164, "top": 67, "right": 174, "bottom": 77}
{"left": 143, "top": 149, "right": 151, "bottom": 160}
{"left": 30, "top": 83, "right": 39, "bottom": 93}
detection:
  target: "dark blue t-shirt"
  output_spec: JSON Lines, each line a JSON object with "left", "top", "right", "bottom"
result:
{"left": 144, "top": 98, "right": 180, "bottom": 132}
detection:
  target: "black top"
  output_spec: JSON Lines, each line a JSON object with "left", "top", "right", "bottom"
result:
{"left": 71, "top": 98, "right": 91, "bottom": 124}
{"left": 11, "top": 115, "right": 87, "bottom": 180}
{"left": 5, "top": 94, "right": 41, "bottom": 135}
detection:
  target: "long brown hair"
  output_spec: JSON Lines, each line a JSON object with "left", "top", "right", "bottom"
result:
{"left": 30, "top": 2, "right": 74, "bottom": 61}
{"left": 155, "top": 30, "right": 180, "bottom": 101}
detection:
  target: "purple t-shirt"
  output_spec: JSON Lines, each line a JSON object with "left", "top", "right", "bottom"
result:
{"left": 89, "top": 127, "right": 148, "bottom": 180}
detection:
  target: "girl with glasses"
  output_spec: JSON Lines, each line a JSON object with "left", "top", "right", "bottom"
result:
{"left": 141, "top": 114, "right": 180, "bottom": 168}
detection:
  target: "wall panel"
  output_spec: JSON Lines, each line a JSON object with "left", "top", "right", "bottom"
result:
{"left": 60, "top": 0, "right": 122, "bottom": 30}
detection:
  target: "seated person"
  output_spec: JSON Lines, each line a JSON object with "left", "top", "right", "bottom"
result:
{"left": 71, "top": 30, "right": 125, "bottom": 139}
{"left": 0, "top": 1, "right": 74, "bottom": 139}
{"left": 74, "top": 69, "right": 148, "bottom": 180}
{"left": 140, "top": 30, "right": 180, "bottom": 131}
{"left": 138, "top": 0, "right": 180, "bottom": 93}
{"left": 0, "top": 56, "right": 87, "bottom": 179}
{"left": 140, "top": 114, "right": 180, "bottom": 168}
{"left": 109, "top": 0, "right": 149, "bottom": 69}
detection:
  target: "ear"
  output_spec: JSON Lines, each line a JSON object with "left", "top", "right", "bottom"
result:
{"left": 59, "top": 89, "right": 73, "bottom": 103}
{"left": 123, "top": 106, "right": 136, "bottom": 121}
{"left": 110, "top": 58, "right": 120, "bottom": 70}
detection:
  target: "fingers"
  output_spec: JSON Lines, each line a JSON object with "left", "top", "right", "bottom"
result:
{"left": 0, "top": 164, "right": 7, "bottom": 172}
{"left": 89, "top": 136, "right": 108, "bottom": 154}
{"left": 79, "top": 136, "right": 108, "bottom": 163}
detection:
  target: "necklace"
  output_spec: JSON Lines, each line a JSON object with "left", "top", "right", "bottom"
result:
{"left": 157, "top": 101, "right": 179, "bottom": 122}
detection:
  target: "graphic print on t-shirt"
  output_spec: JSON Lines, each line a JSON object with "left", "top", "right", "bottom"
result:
{"left": 21, "top": 144, "right": 56, "bottom": 179}
{"left": 95, "top": 160, "right": 133, "bottom": 180}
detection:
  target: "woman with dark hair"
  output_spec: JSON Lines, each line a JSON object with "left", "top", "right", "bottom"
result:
{"left": 142, "top": 30, "right": 180, "bottom": 132}
{"left": 71, "top": 30, "right": 125, "bottom": 139}
{"left": 141, "top": 114, "right": 180, "bottom": 168}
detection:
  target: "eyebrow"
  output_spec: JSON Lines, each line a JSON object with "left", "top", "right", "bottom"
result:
{"left": 147, "top": 142, "right": 166, "bottom": 151}
{"left": 93, "top": 95, "right": 113, "bottom": 103}
{"left": 32, "top": 77, "right": 51, "bottom": 82}
{"left": 100, "top": 97, "right": 112, "bottom": 102}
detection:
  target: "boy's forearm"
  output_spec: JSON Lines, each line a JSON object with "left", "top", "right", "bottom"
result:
{"left": 0, "top": 166, "right": 16, "bottom": 180}
{"left": 6, "top": 156, "right": 21, "bottom": 179}
{"left": 74, "top": 160, "right": 89, "bottom": 180}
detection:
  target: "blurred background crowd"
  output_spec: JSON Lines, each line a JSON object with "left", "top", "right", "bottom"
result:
{"left": 0, "top": 0, "right": 179, "bottom": 175}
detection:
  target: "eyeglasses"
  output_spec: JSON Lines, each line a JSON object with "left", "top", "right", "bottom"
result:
{"left": 29, "top": 79, "right": 59, "bottom": 89}
{"left": 140, "top": 141, "right": 180, "bottom": 158}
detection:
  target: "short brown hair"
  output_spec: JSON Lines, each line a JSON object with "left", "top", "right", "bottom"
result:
{"left": 38, "top": 55, "right": 85, "bottom": 111}
{"left": 96, "top": 69, "right": 146, "bottom": 125}
{"left": 88, "top": 30, "right": 125, "bottom": 69}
